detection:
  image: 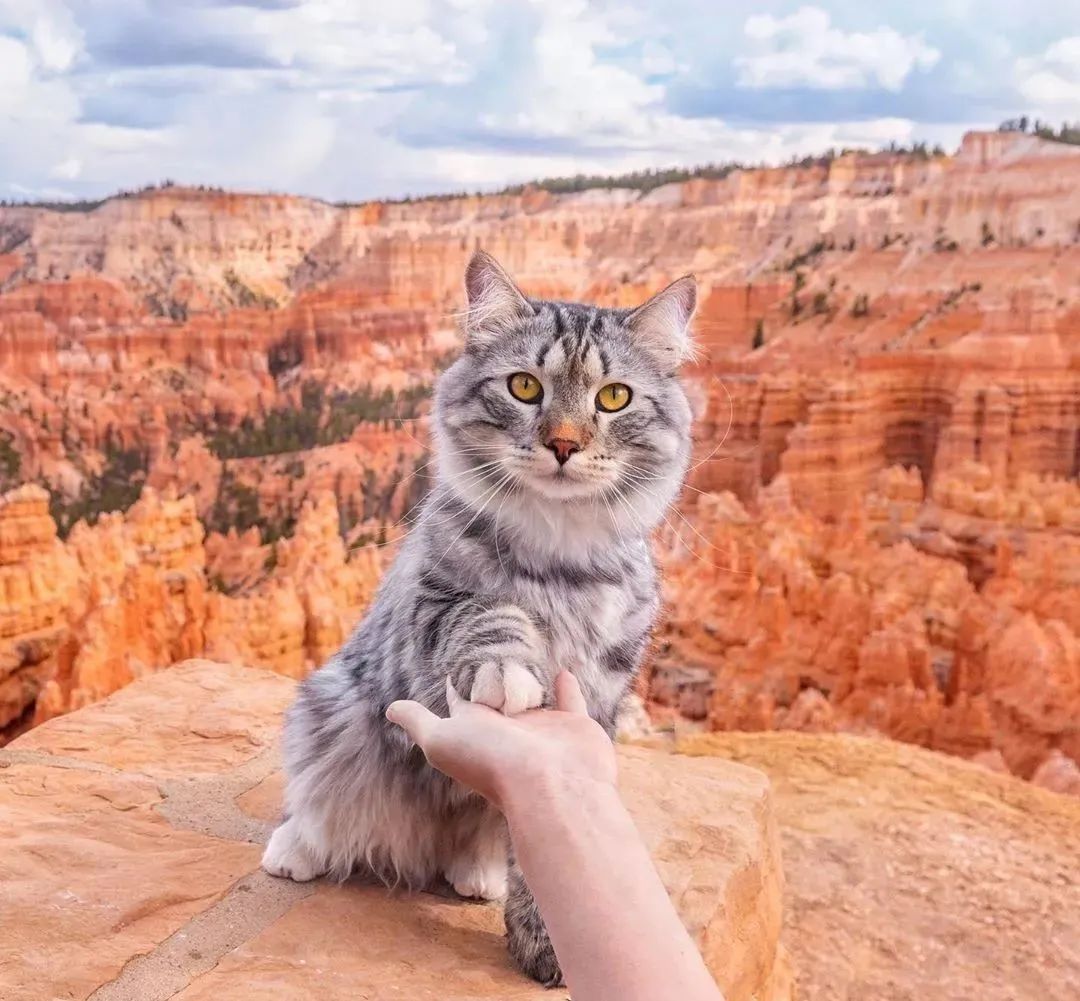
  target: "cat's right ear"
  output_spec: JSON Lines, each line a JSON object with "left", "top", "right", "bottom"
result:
{"left": 464, "top": 250, "right": 535, "bottom": 350}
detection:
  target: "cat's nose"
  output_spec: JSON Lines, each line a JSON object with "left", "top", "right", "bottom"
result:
{"left": 545, "top": 437, "right": 582, "bottom": 466}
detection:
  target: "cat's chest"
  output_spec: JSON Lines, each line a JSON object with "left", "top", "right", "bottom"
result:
{"left": 518, "top": 579, "right": 633, "bottom": 655}
{"left": 508, "top": 570, "right": 656, "bottom": 683}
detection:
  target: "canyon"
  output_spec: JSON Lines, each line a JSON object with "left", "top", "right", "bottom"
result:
{"left": 0, "top": 129, "right": 1078, "bottom": 794}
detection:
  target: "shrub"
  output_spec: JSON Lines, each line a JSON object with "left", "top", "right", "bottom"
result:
{"left": 207, "top": 381, "right": 431, "bottom": 460}
{"left": 223, "top": 268, "right": 278, "bottom": 310}
{"left": 49, "top": 438, "right": 147, "bottom": 537}
{"left": 0, "top": 431, "right": 21, "bottom": 490}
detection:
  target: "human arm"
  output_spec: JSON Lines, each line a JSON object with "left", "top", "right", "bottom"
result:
{"left": 385, "top": 673, "right": 725, "bottom": 1001}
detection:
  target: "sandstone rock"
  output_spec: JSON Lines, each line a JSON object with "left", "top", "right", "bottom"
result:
{"left": 657, "top": 473, "right": 1080, "bottom": 783}
{"left": 680, "top": 730, "right": 1080, "bottom": 1001}
{"left": 0, "top": 484, "right": 80, "bottom": 732}
{"left": 0, "top": 486, "right": 386, "bottom": 740}
{"left": 2, "top": 132, "right": 1079, "bottom": 791}
{"left": 1, "top": 659, "right": 790, "bottom": 1001}
{"left": 14, "top": 659, "right": 293, "bottom": 778}
{"left": 1031, "top": 750, "right": 1080, "bottom": 797}
{"left": 0, "top": 761, "right": 261, "bottom": 1001}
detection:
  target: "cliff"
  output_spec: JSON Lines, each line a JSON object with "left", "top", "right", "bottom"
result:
{"left": 654, "top": 467, "right": 1080, "bottom": 783}
{"left": 0, "top": 129, "right": 1078, "bottom": 784}
{"left": 0, "top": 659, "right": 791, "bottom": 1001}
{"left": 0, "top": 485, "right": 385, "bottom": 740}
{"left": 4, "top": 659, "right": 1076, "bottom": 1001}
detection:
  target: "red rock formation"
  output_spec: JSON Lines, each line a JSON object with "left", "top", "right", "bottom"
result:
{"left": 655, "top": 466, "right": 1080, "bottom": 786}
{"left": 1, "top": 130, "right": 1078, "bottom": 786}
{"left": 0, "top": 485, "right": 384, "bottom": 740}
{"left": 0, "top": 485, "right": 79, "bottom": 732}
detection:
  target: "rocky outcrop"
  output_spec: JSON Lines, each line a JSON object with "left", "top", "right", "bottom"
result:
{"left": 655, "top": 467, "right": 1080, "bottom": 787}
{"left": 0, "top": 485, "right": 79, "bottom": 730}
{"left": 1, "top": 659, "right": 791, "bottom": 1001}
{"left": 0, "top": 486, "right": 385, "bottom": 740}
{"left": 680, "top": 730, "right": 1080, "bottom": 1001}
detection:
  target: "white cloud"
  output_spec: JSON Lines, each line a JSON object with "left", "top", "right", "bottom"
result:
{"left": 736, "top": 5, "right": 940, "bottom": 92}
{"left": 0, "top": 0, "right": 1021, "bottom": 203}
{"left": 0, "top": 0, "right": 83, "bottom": 71}
{"left": 49, "top": 156, "right": 81, "bottom": 179}
{"left": 1016, "top": 37, "right": 1080, "bottom": 112}
{"left": 467, "top": 0, "right": 664, "bottom": 144}
{"left": 190, "top": 0, "right": 468, "bottom": 88}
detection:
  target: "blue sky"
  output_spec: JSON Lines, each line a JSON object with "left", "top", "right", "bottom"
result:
{"left": 1, "top": 1, "right": 1078, "bottom": 202}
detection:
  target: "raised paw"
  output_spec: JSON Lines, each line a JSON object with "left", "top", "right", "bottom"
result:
{"left": 470, "top": 660, "right": 544, "bottom": 715}
{"left": 261, "top": 817, "right": 327, "bottom": 883}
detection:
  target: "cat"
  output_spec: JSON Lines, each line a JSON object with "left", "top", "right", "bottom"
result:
{"left": 261, "top": 249, "right": 696, "bottom": 985}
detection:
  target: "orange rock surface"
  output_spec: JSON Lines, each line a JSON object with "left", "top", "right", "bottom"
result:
{"left": 681, "top": 730, "right": 1080, "bottom": 1001}
{"left": 0, "top": 485, "right": 79, "bottom": 731}
{"left": 2, "top": 659, "right": 791, "bottom": 1001}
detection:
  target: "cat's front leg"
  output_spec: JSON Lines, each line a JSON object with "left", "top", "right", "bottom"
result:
{"left": 445, "top": 604, "right": 546, "bottom": 715}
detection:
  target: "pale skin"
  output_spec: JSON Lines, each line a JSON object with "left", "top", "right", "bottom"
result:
{"left": 386, "top": 672, "right": 726, "bottom": 1001}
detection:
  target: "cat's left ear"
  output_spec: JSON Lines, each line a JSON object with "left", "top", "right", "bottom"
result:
{"left": 626, "top": 275, "right": 697, "bottom": 368}
{"left": 464, "top": 250, "right": 535, "bottom": 351}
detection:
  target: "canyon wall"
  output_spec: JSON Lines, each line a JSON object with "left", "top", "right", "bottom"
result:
{"left": 0, "top": 483, "right": 385, "bottom": 740}
{"left": 0, "top": 129, "right": 1078, "bottom": 786}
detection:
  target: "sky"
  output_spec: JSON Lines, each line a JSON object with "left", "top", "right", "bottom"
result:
{"left": 1, "top": 0, "right": 1079, "bottom": 203}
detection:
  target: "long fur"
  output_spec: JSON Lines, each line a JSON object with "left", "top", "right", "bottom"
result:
{"left": 263, "top": 254, "right": 695, "bottom": 985}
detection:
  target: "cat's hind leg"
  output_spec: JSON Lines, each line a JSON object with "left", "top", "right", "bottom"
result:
{"left": 442, "top": 803, "right": 509, "bottom": 901}
{"left": 505, "top": 858, "right": 563, "bottom": 985}
{"left": 262, "top": 814, "right": 328, "bottom": 883}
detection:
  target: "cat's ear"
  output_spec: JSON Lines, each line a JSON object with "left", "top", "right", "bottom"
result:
{"left": 626, "top": 275, "right": 697, "bottom": 368}
{"left": 464, "top": 250, "right": 535, "bottom": 350}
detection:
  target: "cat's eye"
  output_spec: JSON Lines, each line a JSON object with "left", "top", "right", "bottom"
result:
{"left": 508, "top": 372, "right": 543, "bottom": 404}
{"left": 595, "top": 383, "right": 632, "bottom": 413}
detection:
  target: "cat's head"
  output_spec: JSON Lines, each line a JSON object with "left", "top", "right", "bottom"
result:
{"left": 434, "top": 250, "right": 695, "bottom": 535}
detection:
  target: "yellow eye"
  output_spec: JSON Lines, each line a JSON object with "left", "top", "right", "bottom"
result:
{"left": 596, "top": 383, "right": 632, "bottom": 413}
{"left": 508, "top": 372, "right": 543, "bottom": 404}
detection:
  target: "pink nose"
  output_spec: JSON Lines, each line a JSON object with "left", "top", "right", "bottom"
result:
{"left": 546, "top": 437, "right": 581, "bottom": 466}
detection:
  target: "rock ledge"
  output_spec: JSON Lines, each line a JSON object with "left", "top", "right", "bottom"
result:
{"left": 1, "top": 659, "right": 790, "bottom": 1001}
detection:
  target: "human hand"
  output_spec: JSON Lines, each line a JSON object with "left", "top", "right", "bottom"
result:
{"left": 385, "top": 671, "right": 617, "bottom": 813}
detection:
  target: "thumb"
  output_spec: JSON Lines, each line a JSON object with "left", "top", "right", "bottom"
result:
{"left": 386, "top": 699, "right": 440, "bottom": 748}
{"left": 554, "top": 670, "right": 589, "bottom": 715}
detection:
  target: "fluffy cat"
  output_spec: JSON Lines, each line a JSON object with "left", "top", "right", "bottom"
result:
{"left": 262, "top": 250, "right": 696, "bottom": 985}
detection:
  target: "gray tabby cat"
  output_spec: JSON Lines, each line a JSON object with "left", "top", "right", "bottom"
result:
{"left": 262, "top": 250, "right": 696, "bottom": 985}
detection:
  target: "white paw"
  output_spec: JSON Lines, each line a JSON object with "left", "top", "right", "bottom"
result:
{"left": 444, "top": 855, "right": 508, "bottom": 901}
{"left": 470, "top": 660, "right": 544, "bottom": 715}
{"left": 261, "top": 818, "right": 326, "bottom": 882}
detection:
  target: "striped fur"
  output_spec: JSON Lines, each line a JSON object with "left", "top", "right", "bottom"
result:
{"left": 263, "top": 253, "right": 695, "bottom": 985}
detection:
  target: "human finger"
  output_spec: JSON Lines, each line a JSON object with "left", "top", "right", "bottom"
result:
{"left": 554, "top": 671, "right": 588, "bottom": 715}
{"left": 386, "top": 699, "right": 440, "bottom": 747}
{"left": 445, "top": 675, "right": 467, "bottom": 716}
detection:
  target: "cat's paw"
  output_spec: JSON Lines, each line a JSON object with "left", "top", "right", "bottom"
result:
{"left": 444, "top": 854, "right": 508, "bottom": 901}
{"left": 262, "top": 817, "right": 326, "bottom": 882}
{"left": 508, "top": 923, "right": 565, "bottom": 986}
{"left": 470, "top": 659, "right": 544, "bottom": 715}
